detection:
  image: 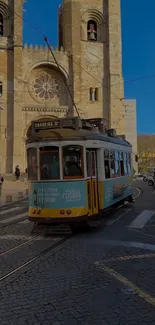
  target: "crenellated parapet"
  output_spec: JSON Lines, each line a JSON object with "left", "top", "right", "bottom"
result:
{"left": 23, "top": 43, "right": 67, "bottom": 54}
{"left": 22, "top": 44, "right": 69, "bottom": 74}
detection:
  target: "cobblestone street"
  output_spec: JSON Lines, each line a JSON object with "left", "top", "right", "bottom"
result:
{"left": 0, "top": 182, "right": 155, "bottom": 324}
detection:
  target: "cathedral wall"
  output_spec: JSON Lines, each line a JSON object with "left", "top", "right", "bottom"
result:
{"left": 0, "top": 49, "right": 8, "bottom": 173}
{"left": 80, "top": 41, "right": 104, "bottom": 118}
{"left": 12, "top": 45, "right": 70, "bottom": 171}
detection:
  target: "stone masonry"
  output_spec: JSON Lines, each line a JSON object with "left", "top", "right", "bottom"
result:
{"left": 0, "top": 0, "right": 137, "bottom": 173}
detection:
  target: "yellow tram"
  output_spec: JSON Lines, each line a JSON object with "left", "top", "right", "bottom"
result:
{"left": 26, "top": 117, "right": 134, "bottom": 229}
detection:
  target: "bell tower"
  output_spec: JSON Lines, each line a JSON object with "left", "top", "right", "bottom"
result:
{"left": 0, "top": 0, "right": 23, "bottom": 173}
{"left": 60, "top": 0, "right": 125, "bottom": 134}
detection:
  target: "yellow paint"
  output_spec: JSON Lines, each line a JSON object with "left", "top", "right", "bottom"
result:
{"left": 128, "top": 175, "right": 133, "bottom": 185}
{"left": 86, "top": 179, "right": 99, "bottom": 215}
{"left": 29, "top": 207, "right": 88, "bottom": 218}
{"left": 96, "top": 263, "right": 155, "bottom": 307}
{"left": 106, "top": 252, "right": 155, "bottom": 263}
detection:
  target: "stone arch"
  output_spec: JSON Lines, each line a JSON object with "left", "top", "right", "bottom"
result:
{"left": 23, "top": 61, "right": 69, "bottom": 84}
{"left": 24, "top": 115, "right": 58, "bottom": 140}
{"left": 81, "top": 9, "right": 104, "bottom": 42}
{"left": 0, "top": 1, "right": 11, "bottom": 37}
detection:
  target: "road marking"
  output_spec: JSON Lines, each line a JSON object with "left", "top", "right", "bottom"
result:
{"left": 106, "top": 252, "right": 155, "bottom": 262}
{"left": 132, "top": 186, "right": 141, "bottom": 199}
{"left": 129, "top": 210, "right": 155, "bottom": 229}
{"left": 105, "top": 209, "right": 131, "bottom": 226}
{"left": 0, "top": 212, "right": 28, "bottom": 224}
{"left": 0, "top": 234, "right": 35, "bottom": 240}
{"left": 0, "top": 234, "right": 61, "bottom": 240}
{"left": 85, "top": 239, "right": 155, "bottom": 252}
{"left": 19, "top": 219, "right": 30, "bottom": 224}
{"left": 96, "top": 263, "right": 155, "bottom": 307}
{"left": 0, "top": 207, "right": 21, "bottom": 216}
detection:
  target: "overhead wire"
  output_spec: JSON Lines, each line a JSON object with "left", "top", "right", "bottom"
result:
{"left": 2, "top": 5, "right": 154, "bottom": 126}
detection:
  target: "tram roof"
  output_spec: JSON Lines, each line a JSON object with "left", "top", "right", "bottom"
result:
{"left": 27, "top": 128, "right": 131, "bottom": 147}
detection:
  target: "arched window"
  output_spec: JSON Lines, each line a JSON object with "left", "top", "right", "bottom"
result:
{"left": 89, "top": 87, "right": 93, "bottom": 101}
{"left": 94, "top": 88, "right": 98, "bottom": 101}
{"left": 87, "top": 20, "right": 97, "bottom": 41}
{"left": 89, "top": 88, "right": 98, "bottom": 102}
{"left": 0, "top": 13, "right": 3, "bottom": 36}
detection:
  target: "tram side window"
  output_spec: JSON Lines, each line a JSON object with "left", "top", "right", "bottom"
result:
{"left": 110, "top": 150, "right": 116, "bottom": 178}
{"left": 27, "top": 148, "right": 38, "bottom": 180}
{"left": 63, "top": 145, "right": 83, "bottom": 178}
{"left": 124, "top": 152, "right": 128, "bottom": 175}
{"left": 120, "top": 152, "right": 125, "bottom": 176}
{"left": 104, "top": 150, "right": 110, "bottom": 179}
{"left": 115, "top": 151, "right": 120, "bottom": 177}
{"left": 128, "top": 153, "right": 132, "bottom": 175}
{"left": 40, "top": 146, "right": 60, "bottom": 180}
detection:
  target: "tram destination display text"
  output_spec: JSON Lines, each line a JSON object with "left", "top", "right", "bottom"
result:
{"left": 33, "top": 117, "right": 81, "bottom": 131}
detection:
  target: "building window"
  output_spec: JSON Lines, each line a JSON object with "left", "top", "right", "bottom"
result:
{"left": 0, "top": 82, "right": 2, "bottom": 96}
{"left": 94, "top": 88, "right": 98, "bottom": 101}
{"left": 87, "top": 20, "right": 97, "bottom": 41}
{"left": 0, "top": 13, "right": 3, "bottom": 36}
{"left": 89, "top": 88, "right": 93, "bottom": 101}
{"left": 89, "top": 88, "right": 98, "bottom": 102}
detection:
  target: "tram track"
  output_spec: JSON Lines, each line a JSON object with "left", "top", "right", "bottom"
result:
{"left": 0, "top": 233, "right": 73, "bottom": 284}
{"left": 0, "top": 185, "right": 141, "bottom": 284}
{"left": 0, "top": 234, "right": 43, "bottom": 257}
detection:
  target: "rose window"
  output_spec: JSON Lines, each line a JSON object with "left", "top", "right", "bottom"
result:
{"left": 32, "top": 72, "right": 60, "bottom": 101}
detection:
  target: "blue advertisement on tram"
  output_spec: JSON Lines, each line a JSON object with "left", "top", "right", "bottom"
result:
{"left": 104, "top": 177, "right": 132, "bottom": 208}
{"left": 29, "top": 181, "right": 87, "bottom": 209}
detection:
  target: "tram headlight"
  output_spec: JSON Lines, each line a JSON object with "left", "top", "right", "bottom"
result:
{"left": 60, "top": 210, "right": 65, "bottom": 215}
{"left": 66, "top": 210, "right": 71, "bottom": 215}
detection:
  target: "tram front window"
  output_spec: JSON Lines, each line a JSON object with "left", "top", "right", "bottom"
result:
{"left": 27, "top": 148, "right": 38, "bottom": 180}
{"left": 63, "top": 146, "right": 83, "bottom": 178}
{"left": 40, "top": 146, "right": 60, "bottom": 180}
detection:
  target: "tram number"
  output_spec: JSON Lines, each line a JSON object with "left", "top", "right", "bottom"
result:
{"left": 61, "top": 119, "right": 75, "bottom": 127}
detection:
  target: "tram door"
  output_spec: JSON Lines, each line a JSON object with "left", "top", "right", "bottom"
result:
{"left": 86, "top": 150, "right": 99, "bottom": 216}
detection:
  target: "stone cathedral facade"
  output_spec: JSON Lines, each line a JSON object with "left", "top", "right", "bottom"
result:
{"left": 0, "top": 0, "right": 137, "bottom": 174}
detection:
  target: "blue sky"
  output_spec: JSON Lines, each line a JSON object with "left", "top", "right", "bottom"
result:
{"left": 24, "top": 0, "right": 155, "bottom": 134}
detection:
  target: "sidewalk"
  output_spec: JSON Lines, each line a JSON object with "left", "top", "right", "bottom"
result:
{"left": 0, "top": 179, "right": 28, "bottom": 206}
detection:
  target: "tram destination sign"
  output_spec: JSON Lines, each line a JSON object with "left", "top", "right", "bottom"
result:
{"left": 33, "top": 117, "right": 82, "bottom": 131}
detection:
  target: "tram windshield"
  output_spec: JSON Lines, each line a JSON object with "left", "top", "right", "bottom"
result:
{"left": 40, "top": 146, "right": 60, "bottom": 180}
{"left": 63, "top": 145, "right": 83, "bottom": 178}
{"left": 27, "top": 148, "right": 38, "bottom": 180}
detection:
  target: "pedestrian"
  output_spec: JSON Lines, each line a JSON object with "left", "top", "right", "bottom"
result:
{"left": 15, "top": 165, "right": 20, "bottom": 180}
{"left": 0, "top": 175, "right": 4, "bottom": 197}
